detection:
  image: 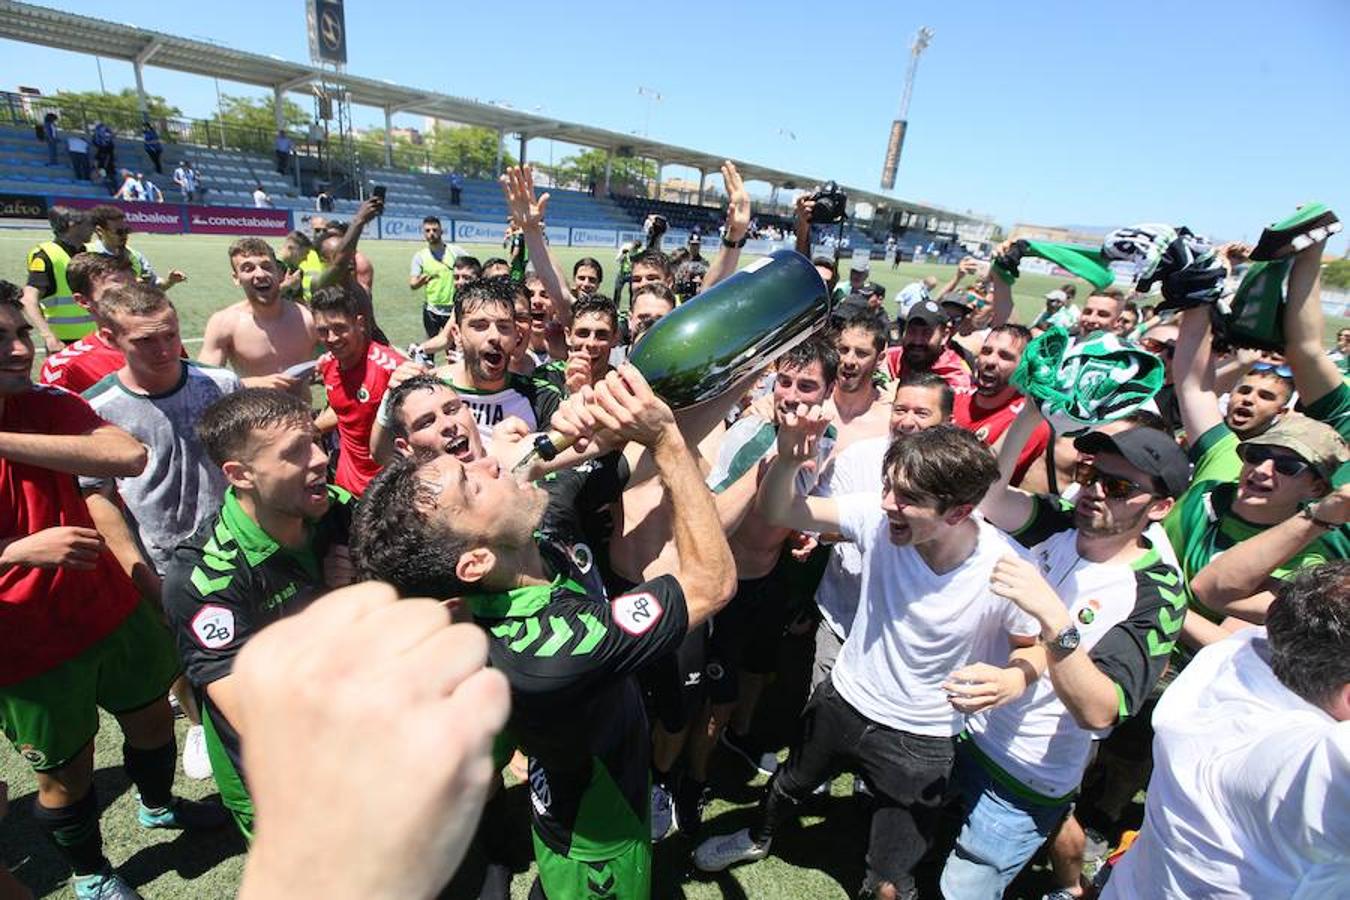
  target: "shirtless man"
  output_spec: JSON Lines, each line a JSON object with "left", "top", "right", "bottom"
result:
{"left": 829, "top": 310, "right": 892, "bottom": 453}
{"left": 198, "top": 238, "right": 315, "bottom": 398}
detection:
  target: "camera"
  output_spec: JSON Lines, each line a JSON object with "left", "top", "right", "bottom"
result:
{"left": 807, "top": 181, "right": 848, "bottom": 224}
{"left": 645, "top": 214, "right": 668, "bottom": 238}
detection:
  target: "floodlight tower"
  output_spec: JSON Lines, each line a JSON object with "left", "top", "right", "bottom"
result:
{"left": 880, "top": 26, "right": 933, "bottom": 191}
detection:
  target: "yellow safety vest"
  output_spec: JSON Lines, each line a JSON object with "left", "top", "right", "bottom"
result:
{"left": 30, "top": 241, "right": 94, "bottom": 341}
{"left": 298, "top": 249, "right": 324, "bottom": 301}
{"left": 416, "top": 246, "right": 456, "bottom": 310}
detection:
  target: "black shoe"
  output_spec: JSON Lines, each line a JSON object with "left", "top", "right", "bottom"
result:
{"left": 674, "top": 777, "right": 709, "bottom": 839}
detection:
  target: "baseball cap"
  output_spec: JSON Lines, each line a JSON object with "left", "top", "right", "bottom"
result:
{"left": 861, "top": 281, "right": 885, "bottom": 298}
{"left": 905, "top": 299, "right": 947, "bottom": 328}
{"left": 1045, "top": 289, "right": 1068, "bottom": 302}
{"left": 1241, "top": 413, "right": 1349, "bottom": 480}
{"left": 850, "top": 256, "right": 871, "bottom": 273}
{"left": 1074, "top": 427, "right": 1191, "bottom": 498}
{"left": 938, "top": 290, "right": 973, "bottom": 315}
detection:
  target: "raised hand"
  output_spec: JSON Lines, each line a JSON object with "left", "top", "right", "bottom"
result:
{"left": 499, "top": 166, "right": 549, "bottom": 231}
{"left": 776, "top": 403, "right": 830, "bottom": 467}
{"left": 990, "top": 555, "right": 1065, "bottom": 634}
{"left": 722, "top": 161, "right": 751, "bottom": 242}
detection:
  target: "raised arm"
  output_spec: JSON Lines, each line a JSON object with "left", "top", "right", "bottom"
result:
{"left": 0, "top": 422, "right": 145, "bottom": 478}
{"left": 700, "top": 161, "right": 751, "bottom": 292}
{"left": 1174, "top": 307, "right": 1224, "bottom": 442}
{"left": 1189, "top": 486, "right": 1349, "bottom": 622}
{"left": 754, "top": 403, "right": 840, "bottom": 534}
{"left": 979, "top": 402, "right": 1040, "bottom": 531}
{"left": 793, "top": 194, "right": 814, "bottom": 258}
{"left": 1283, "top": 238, "right": 1341, "bottom": 407}
{"left": 311, "top": 196, "right": 383, "bottom": 292}
{"left": 501, "top": 166, "right": 575, "bottom": 324}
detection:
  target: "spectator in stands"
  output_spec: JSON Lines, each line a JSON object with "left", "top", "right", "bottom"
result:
{"left": 274, "top": 130, "right": 293, "bottom": 176}
{"left": 252, "top": 184, "right": 273, "bottom": 209}
{"left": 41, "top": 111, "right": 58, "bottom": 166}
{"left": 142, "top": 120, "right": 163, "bottom": 174}
{"left": 87, "top": 205, "right": 185, "bottom": 291}
{"left": 66, "top": 130, "right": 90, "bottom": 181}
{"left": 138, "top": 172, "right": 163, "bottom": 203}
{"left": 173, "top": 159, "right": 201, "bottom": 203}
{"left": 315, "top": 188, "right": 334, "bottom": 212}
{"left": 1102, "top": 562, "right": 1350, "bottom": 899}
{"left": 91, "top": 122, "right": 115, "bottom": 188}
{"left": 449, "top": 172, "right": 463, "bottom": 205}
{"left": 20, "top": 206, "right": 97, "bottom": 352}
{"left": 114, "top": 170, "right": 143, "bottom": 202}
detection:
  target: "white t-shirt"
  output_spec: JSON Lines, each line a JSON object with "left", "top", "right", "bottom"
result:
{"left": 968, "top": 522, "right": 1184, "bottom": 798}
{"left": 830, "top": 494, "right": 1040, "bottom": 737}
{"left": 812, "top": 435, "right": 887, "bottom": 639}
{"left": 253, "top": 189, "right": 271, "bottom": 208}
{"left": 1104, "top": 629, "right": 1349, "bottom": 900}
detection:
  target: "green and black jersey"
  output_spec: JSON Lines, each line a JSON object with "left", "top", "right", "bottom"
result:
{"left": 476, "top": 452, "right": 688, "bottom": 861}
{"left": 161, "top": 486, "right": 354, "bottom": 835}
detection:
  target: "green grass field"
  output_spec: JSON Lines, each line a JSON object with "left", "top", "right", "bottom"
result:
{"left": 0, "top": 228, "right": 1255, "bottom": 899}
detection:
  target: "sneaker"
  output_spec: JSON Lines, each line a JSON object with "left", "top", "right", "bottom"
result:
{"left": 650, "top": 781, "right": 675, "bottom": 842}
{"left": 72, "top": 867, "right": 143, "bottom": 900}
{"left": 181, "top": 725, "right": 212, "bottom": 780}
{"left": 137, "top": 796, "right": 229, "bottom": 831}
{"left": 719, "top": 729, "right": 778, "bottom": 778}
{"left": 693, "top": 828, "right": 770, "bottom": 872}
{"left": 674, "top": 777, "right": 710, "bottom": 839}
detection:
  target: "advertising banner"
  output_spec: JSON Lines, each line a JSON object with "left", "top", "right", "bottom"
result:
{"left": 377, "top": 215, "right": 435, "bottom": 241}
{"left": 185, "top": 205, "right": 291, "bottom": 236}
{"left": 59, "top": 196, "right": 184, "bottom": 233}
{"left": 453, "top": 219, "right": 508, "bottom": 244}
{"left": 0, "top": 193, "right": 47, "bottom": 224}
{"left": 544, "top": 225, "right": 570, "bottom": 246}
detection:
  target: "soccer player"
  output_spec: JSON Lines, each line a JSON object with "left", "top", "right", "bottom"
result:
{"left": 20, "top": 206, "right": 96, "bottom": 352}
{"left": 1102, "top": 562, "right": 1350, "bottom": 898}
{"left": 829, "top": 310, "right": 892, "bottom": 452}
{"left": 311, "top": 286, "right": 406, "bottom": 496}
{"left": 954, "top": 324, "right": 1052, "bottom": 485}
{"left": 561, "top": 295, "right": 621, "bottom": 392}
{"left": 354, "top": 365, "right": 736, "bottom": 900}
{"left": 940, "top": 419, "right": 1190, "bottom": 896}
{"left": 0, "top": 288, "right": 226, "bottom": 900}
{"left": 199, "top": 238, "right": 316, "bottom": 397}
{"left": 39, "top": 253, "right": 137, "bottom": 393}
{"left": 163, "top": 388, "right": 355, "bottom": 838}
{"left": 85, "top": 205, "right": 186, "bottom": 290}
{"left": 422, "top": 279, "right": 562, "bottom": 445}
{"left": 694, "top": 424, "right": 1042, "bottom": 900}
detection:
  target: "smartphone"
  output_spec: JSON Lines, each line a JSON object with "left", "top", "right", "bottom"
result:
{"left": 372, "top": 185, "right": 386, "bottom": 202}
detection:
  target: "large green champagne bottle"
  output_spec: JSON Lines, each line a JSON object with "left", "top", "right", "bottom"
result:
{"left": 521, "top": 249, "right": 829, "bottom": 465}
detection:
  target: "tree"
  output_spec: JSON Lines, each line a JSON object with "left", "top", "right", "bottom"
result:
{"left": 45, "top": 89, "right": 180, "bottom": 133}
{"left": 215, "top": 94, "right": 312, "bottom": 153}
{"left": 426, "top": 124, "right": 514, "bottom": 178}
{"left": 1324, "top": 258, "right": 1350, "bottom": 292}
{"left": 552, "top": 148, "right": 654, "bottom": 195}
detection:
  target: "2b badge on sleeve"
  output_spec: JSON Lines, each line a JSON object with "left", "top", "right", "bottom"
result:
{"left": 190, "top": 605, "right": 236, "bottom": 649}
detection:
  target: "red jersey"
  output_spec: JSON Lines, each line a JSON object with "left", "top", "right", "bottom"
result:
{"left": 953, "top": 388, "right": 1051, "bottom": 485}
{"left": 885, "top": 346, "right": 972, "bottom": 393}
{"left": 39, "top": 332, "right": 124, "bottom": 394}
{"left": 318, "top": 342, "right": 405, "bottom": 496}
{"left": 0, "top": 386, "right": 142, "bottom": 686}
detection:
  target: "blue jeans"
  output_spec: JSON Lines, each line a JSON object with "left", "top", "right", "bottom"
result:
{"left": 939, "top": 743, "right": 1071, "bottom": 900}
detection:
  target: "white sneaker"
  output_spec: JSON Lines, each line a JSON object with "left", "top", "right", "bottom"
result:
{"left": 693, "top": 828, "right": 770, "bottom": 872}
{"left": 650, "top": 782, "right": 675, "bottom": 841}
{"left": 182, "top": 725, "right": 213, "bottom": 780}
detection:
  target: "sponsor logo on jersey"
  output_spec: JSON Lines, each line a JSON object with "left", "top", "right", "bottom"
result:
{"left": 569, "top": 542, "right": 594, "bottom": 575}
{"left": 1077, "top": 598, "right": 1101, "bottom": 626}
{"left": 19, "top": 744, "right": 47, "bottom": 767}
{"left": 529, "top": 764, "right": 551, "bottom": 816}
{"left": 611, "top": 591, "right": 663, "bottom": 636}
{"left": 191, "top": 605, "right": 236, "bottom": 649}
{"left": 356, "top": 385, "right": 371, "bottom": 403}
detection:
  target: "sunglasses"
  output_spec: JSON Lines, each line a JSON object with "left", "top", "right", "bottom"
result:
{"left": 1237, "top": 443, "right": 1312, "bottom": 477}
{"left": 1140, "top": 338, "right": 1176, "bottom": 357}
{"left": 1073, "top": 461, "right": 1156, "bottom": 500}
{"left": 1250, "top": 361, "right": 1293, "bottom": 378}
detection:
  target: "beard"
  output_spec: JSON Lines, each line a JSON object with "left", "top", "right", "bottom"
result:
{"left": 1074, "top": 500, "right": 1148, "bottom": 537}
{"left": 902, "top": 344, "right": 941, "bottom": 371}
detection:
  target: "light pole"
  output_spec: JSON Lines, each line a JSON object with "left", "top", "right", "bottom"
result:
{"left": 880, "top": 26, "right": 933, "bottom": 191}
{"left": 637, "top": 86, "right": 662, "bottom": 138}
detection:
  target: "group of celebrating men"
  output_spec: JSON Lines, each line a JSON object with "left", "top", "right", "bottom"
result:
{"left": 0, "top": 161, "right": 1346, "bottom": 900}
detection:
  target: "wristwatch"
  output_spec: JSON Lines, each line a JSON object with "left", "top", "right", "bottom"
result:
{"left": 721, "top": 234, "right": 748, "bottom": 248}
{"left": 1044, "top": 624, "right": 1080, "bottom": 658}
{"left": 1298, "top": 500, "right": 1336, "bottom": 530}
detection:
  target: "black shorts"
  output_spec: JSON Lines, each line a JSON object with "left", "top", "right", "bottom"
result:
{"left": 706, "top": 570, "right": 790, "bottom": 705}
{"left": 609, "top": 571, "right": 707, "bottom": 734}
{"left": 423, "top": 306, "right": 452, "bottom": 341}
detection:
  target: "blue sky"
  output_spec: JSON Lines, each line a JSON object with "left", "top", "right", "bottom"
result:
{"left": 1, "top": 0, "right": 1346, "bottom": 248}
